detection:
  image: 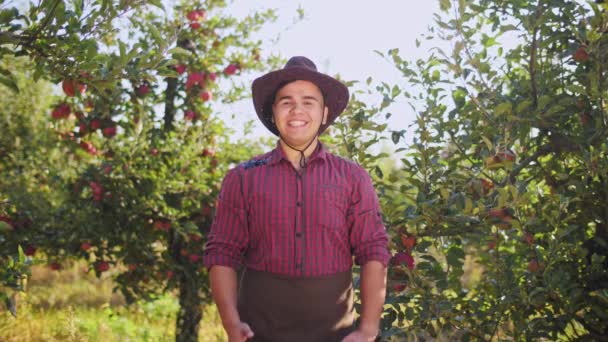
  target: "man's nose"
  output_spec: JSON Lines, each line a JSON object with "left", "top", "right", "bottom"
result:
{"left": 290, "top": 102, "right": 305, "bottom": 114}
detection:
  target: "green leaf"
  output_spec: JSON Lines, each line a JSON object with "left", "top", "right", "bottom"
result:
{"left": 148, "top": 24, "right": 162, "bottom": 44}
{"left": 0, "top": 8, "right": 19, "bottom": 24}
{"left": 73, "top": 0, "right": 83, "bottom": 16}
{"left": 447, "top": 246, "right": 465, "bottom": 268}
{"left": 440, "top": 0, "right": 451, "bottom": 11}
{"left": 495, "top": 102, "right": 512, "bottom": 116}
{"left": 18, "top": 245, "right": 25, "bottom": 263}
{"left": 374, "top": 165, "right": 383, "bottom": 179}
{"left": 168, "top": 47, "right": 192, "bottom": 57}
{"left": 0, "top": 73, "right": 19, "bottom": 93}
{"left": 147, "top": 0, "right": 164, "bottom": 10}
{"left": 515, "top": 99, "right": 533, "bottom": 113}
{"left": 481, "top": 136, "right": 493, "bottom": 151}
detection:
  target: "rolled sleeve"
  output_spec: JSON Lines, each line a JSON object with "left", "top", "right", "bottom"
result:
{"left": 348, "top": 168, "right": 390, "bottom": 267}
{"left": 203, "top": 167, "right": 248, "bottom": 271}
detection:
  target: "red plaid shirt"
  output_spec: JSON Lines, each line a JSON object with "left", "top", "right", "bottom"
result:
{"left": 203, "top": 143, "right": 390, "bottom": 277}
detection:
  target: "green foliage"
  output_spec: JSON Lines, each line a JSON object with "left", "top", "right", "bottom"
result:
{"left": 339, "top": 0, "right": 608, "bottom": 340}
{"left": 0, "top": 1, "right": 277, "bottom": 340}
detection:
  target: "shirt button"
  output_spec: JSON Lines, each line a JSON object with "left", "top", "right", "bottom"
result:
{"left": 296, "top": 201, "right": 302, "bottom": 207}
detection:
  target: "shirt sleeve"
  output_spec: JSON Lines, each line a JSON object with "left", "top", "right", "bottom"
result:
{"left": 348, "top": 167, "right": 390, "bottom": 267}
{"left": 203, "top": 167, "right": 248, "bottom": 271}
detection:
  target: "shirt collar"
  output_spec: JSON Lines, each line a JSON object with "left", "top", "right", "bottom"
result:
{"left": 268, "top": 140, "right": 328, "bottom": 166}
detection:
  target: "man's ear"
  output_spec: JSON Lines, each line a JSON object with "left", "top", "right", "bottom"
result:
{"left": 322, "top": 106, "right": 329, "bottom": 124}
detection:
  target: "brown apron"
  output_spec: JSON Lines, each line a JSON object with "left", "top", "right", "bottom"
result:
{"left": 237, "top": 268, "right": 355, "bottom": 342}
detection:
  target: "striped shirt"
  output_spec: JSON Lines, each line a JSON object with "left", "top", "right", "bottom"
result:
{"left": 203, "top": 142, "right": 390, "bottom": 277}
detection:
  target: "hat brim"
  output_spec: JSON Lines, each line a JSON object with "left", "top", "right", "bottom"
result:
{"left": 252, "top": 67, "right": 349, "bottom": 136}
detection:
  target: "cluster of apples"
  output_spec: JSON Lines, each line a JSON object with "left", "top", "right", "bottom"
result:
{"left": 187, "top": 9, "right": 206, "bottom": 30}
{"left": 390, "top": 233, "right": 417, "bottom": 292}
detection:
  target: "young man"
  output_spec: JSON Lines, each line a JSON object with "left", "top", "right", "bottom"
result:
{"left": 203, "top": 56, "right": 390, "bottom": 342}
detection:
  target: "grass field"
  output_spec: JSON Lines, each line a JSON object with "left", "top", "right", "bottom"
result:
{"left": 0, "top": 262, "right": 226, "bottom": 341}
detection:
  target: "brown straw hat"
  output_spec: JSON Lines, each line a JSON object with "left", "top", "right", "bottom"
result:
{"left": 252, "top": 56, "right": 350, "bottom": 136}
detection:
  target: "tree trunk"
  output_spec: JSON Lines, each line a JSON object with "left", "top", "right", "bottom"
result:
{"left": 175, "top": 248, "right": 203, "bottom": 342}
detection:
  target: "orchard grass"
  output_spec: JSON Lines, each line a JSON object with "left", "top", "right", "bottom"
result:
{"left": 0, "top": 262, "right": 225, "bottom": 341}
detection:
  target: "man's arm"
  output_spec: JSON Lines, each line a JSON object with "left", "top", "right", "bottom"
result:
{"left": 203, "top": 168, "right": 253, "bottom": 341}
{"left": 344, "top": 168, "right": 391, "bottom": 341}
{"left": 358, "top": 261, "right": 387, "bottom": 337}
{"left": 210, "top": 266, "right": 254, "bottom": 341}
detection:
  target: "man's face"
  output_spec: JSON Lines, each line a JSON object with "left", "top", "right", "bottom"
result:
{"left": 271, "top": 80, "right": 328, "bottom": 149}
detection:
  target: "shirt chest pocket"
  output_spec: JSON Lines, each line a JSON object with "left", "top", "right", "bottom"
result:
{"left": 315, "top": 184, "right": 349, "bottom": 229}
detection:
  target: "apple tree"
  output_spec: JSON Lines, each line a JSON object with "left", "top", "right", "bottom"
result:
{"left": 0, "top": 1, "right": 279, "bottom": 340}
{"left": 335, "top": 0, "right": 608, "bottom": 340}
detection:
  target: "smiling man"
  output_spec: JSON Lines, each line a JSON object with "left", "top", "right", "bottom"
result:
{"left": 203, "top": 56, "right": 390, "bottom": 342}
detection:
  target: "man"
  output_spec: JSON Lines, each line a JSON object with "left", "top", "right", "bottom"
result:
{"left": 203, "top": 56, "right": 390, "bottom": 342}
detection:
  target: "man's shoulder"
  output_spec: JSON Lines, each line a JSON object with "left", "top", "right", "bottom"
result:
{"left": 324, "top": 151, "right": 368, "bottom": 176}
{"left": 234, "top": 151, "right": 273, "bottom": 172}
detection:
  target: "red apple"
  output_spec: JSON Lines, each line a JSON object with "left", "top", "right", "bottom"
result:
{"left": 189, "top": 254, "right": 201, "bottom": 263}
{"left": 89, "top": 181, "right": 104, "bottom": 201}
{"left": 202, "top": 148, "right": 216, "bottom": 158}
{"left": 391, "top": 251, "right": 415, "bottom": 270}
{"left": 488, "top": 208, "right": 512, "bottom": 220}
{"left": 102, "top": 126, "right": 117, "bottom": 138}
{"left": 80, "top": 242, "right": 92, "bottom": 251}
{"left": 153, "top": 220, "right": 171, "bottom": 231}
{"left": 400, "top": 234, "right": 416, "bottom": 251}
{"left": 50, "top": 262, "right": 62, "bottom": 271}
{"left": 573, "top": 46, "right": 589, "bottom": 63}
{"left": 186, "top": 9, "right": 206, "bottom": 22}
{"left": 496, "top": 150, "right": 516, "bottom": 162}
{"left": 527, "top": 259, "right": 541, "bottom": 273}
{"left": 52, "top": 103, "right": 71, "bottom": 119}
{"left": 184, "top": 110, "right": 197, "bottom": 121}
{"left": 223, "top": 63, "right": 238, "bottom": 76}
{"left": 80, "top": 141, "right": 97, "bottom": 155}
{"left": 79, "top": 122, "right": 88, "bottom": 135}
{"left": 207, "top": 72, "right": 217, "bottom": 81}
{"left": 128, "top": 264, "right": 138, "bottom": 272}
{"left": 175, "top": 64, "right": 187, "bottom": 75}
{"left": 150, "top": 148, "right": 159, "bottom": 156}
{"left": 190, "top": 22, "right": 201, "bottom": 29}
{"left": 24, "top": 245, "right": 37, "bottom": 256}
{"left": 166, "top": 270, "right": 174, "bottom": 279}
{"left": 90, "top": 119, "right": 102, "bottom": 130}
{"left": 393, "top": 283, "right": 407, "bottom": 292}
{"left": 210, "top": 157, "right": 218, "bottom": 169}
{"left": 102, "top": 165, "right": 113, "bottom": 174}
{"left": 62, "top": 79, "right": 86, "bottom": 97}
{"left": 523, "top": 232, "right": 534, "bottom": 246}
{"left": 95, "top": 261, "right": 110, "bottom": 272}
{"left": 189, "top": 233, "right": 202, "bottom": 242}
{"left": 135, "top": 82, "right": 150, "bottom": 97}
{"left": 186, "top": 72, "right": 205, "bottom": 89}
{"left": 480, "top": 179, "right": 494, "bottom": 194}
{"left": 199, "top": 90, "right": 212, "bottom": 102}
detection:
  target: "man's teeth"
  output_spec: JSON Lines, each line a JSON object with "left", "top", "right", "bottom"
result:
{"left": 288, "top": 121, "right": 306, "bottom": 127}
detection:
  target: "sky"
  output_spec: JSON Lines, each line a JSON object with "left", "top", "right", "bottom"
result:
{"left": 221, "top": 1, "right": 441, "bottom": 142}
